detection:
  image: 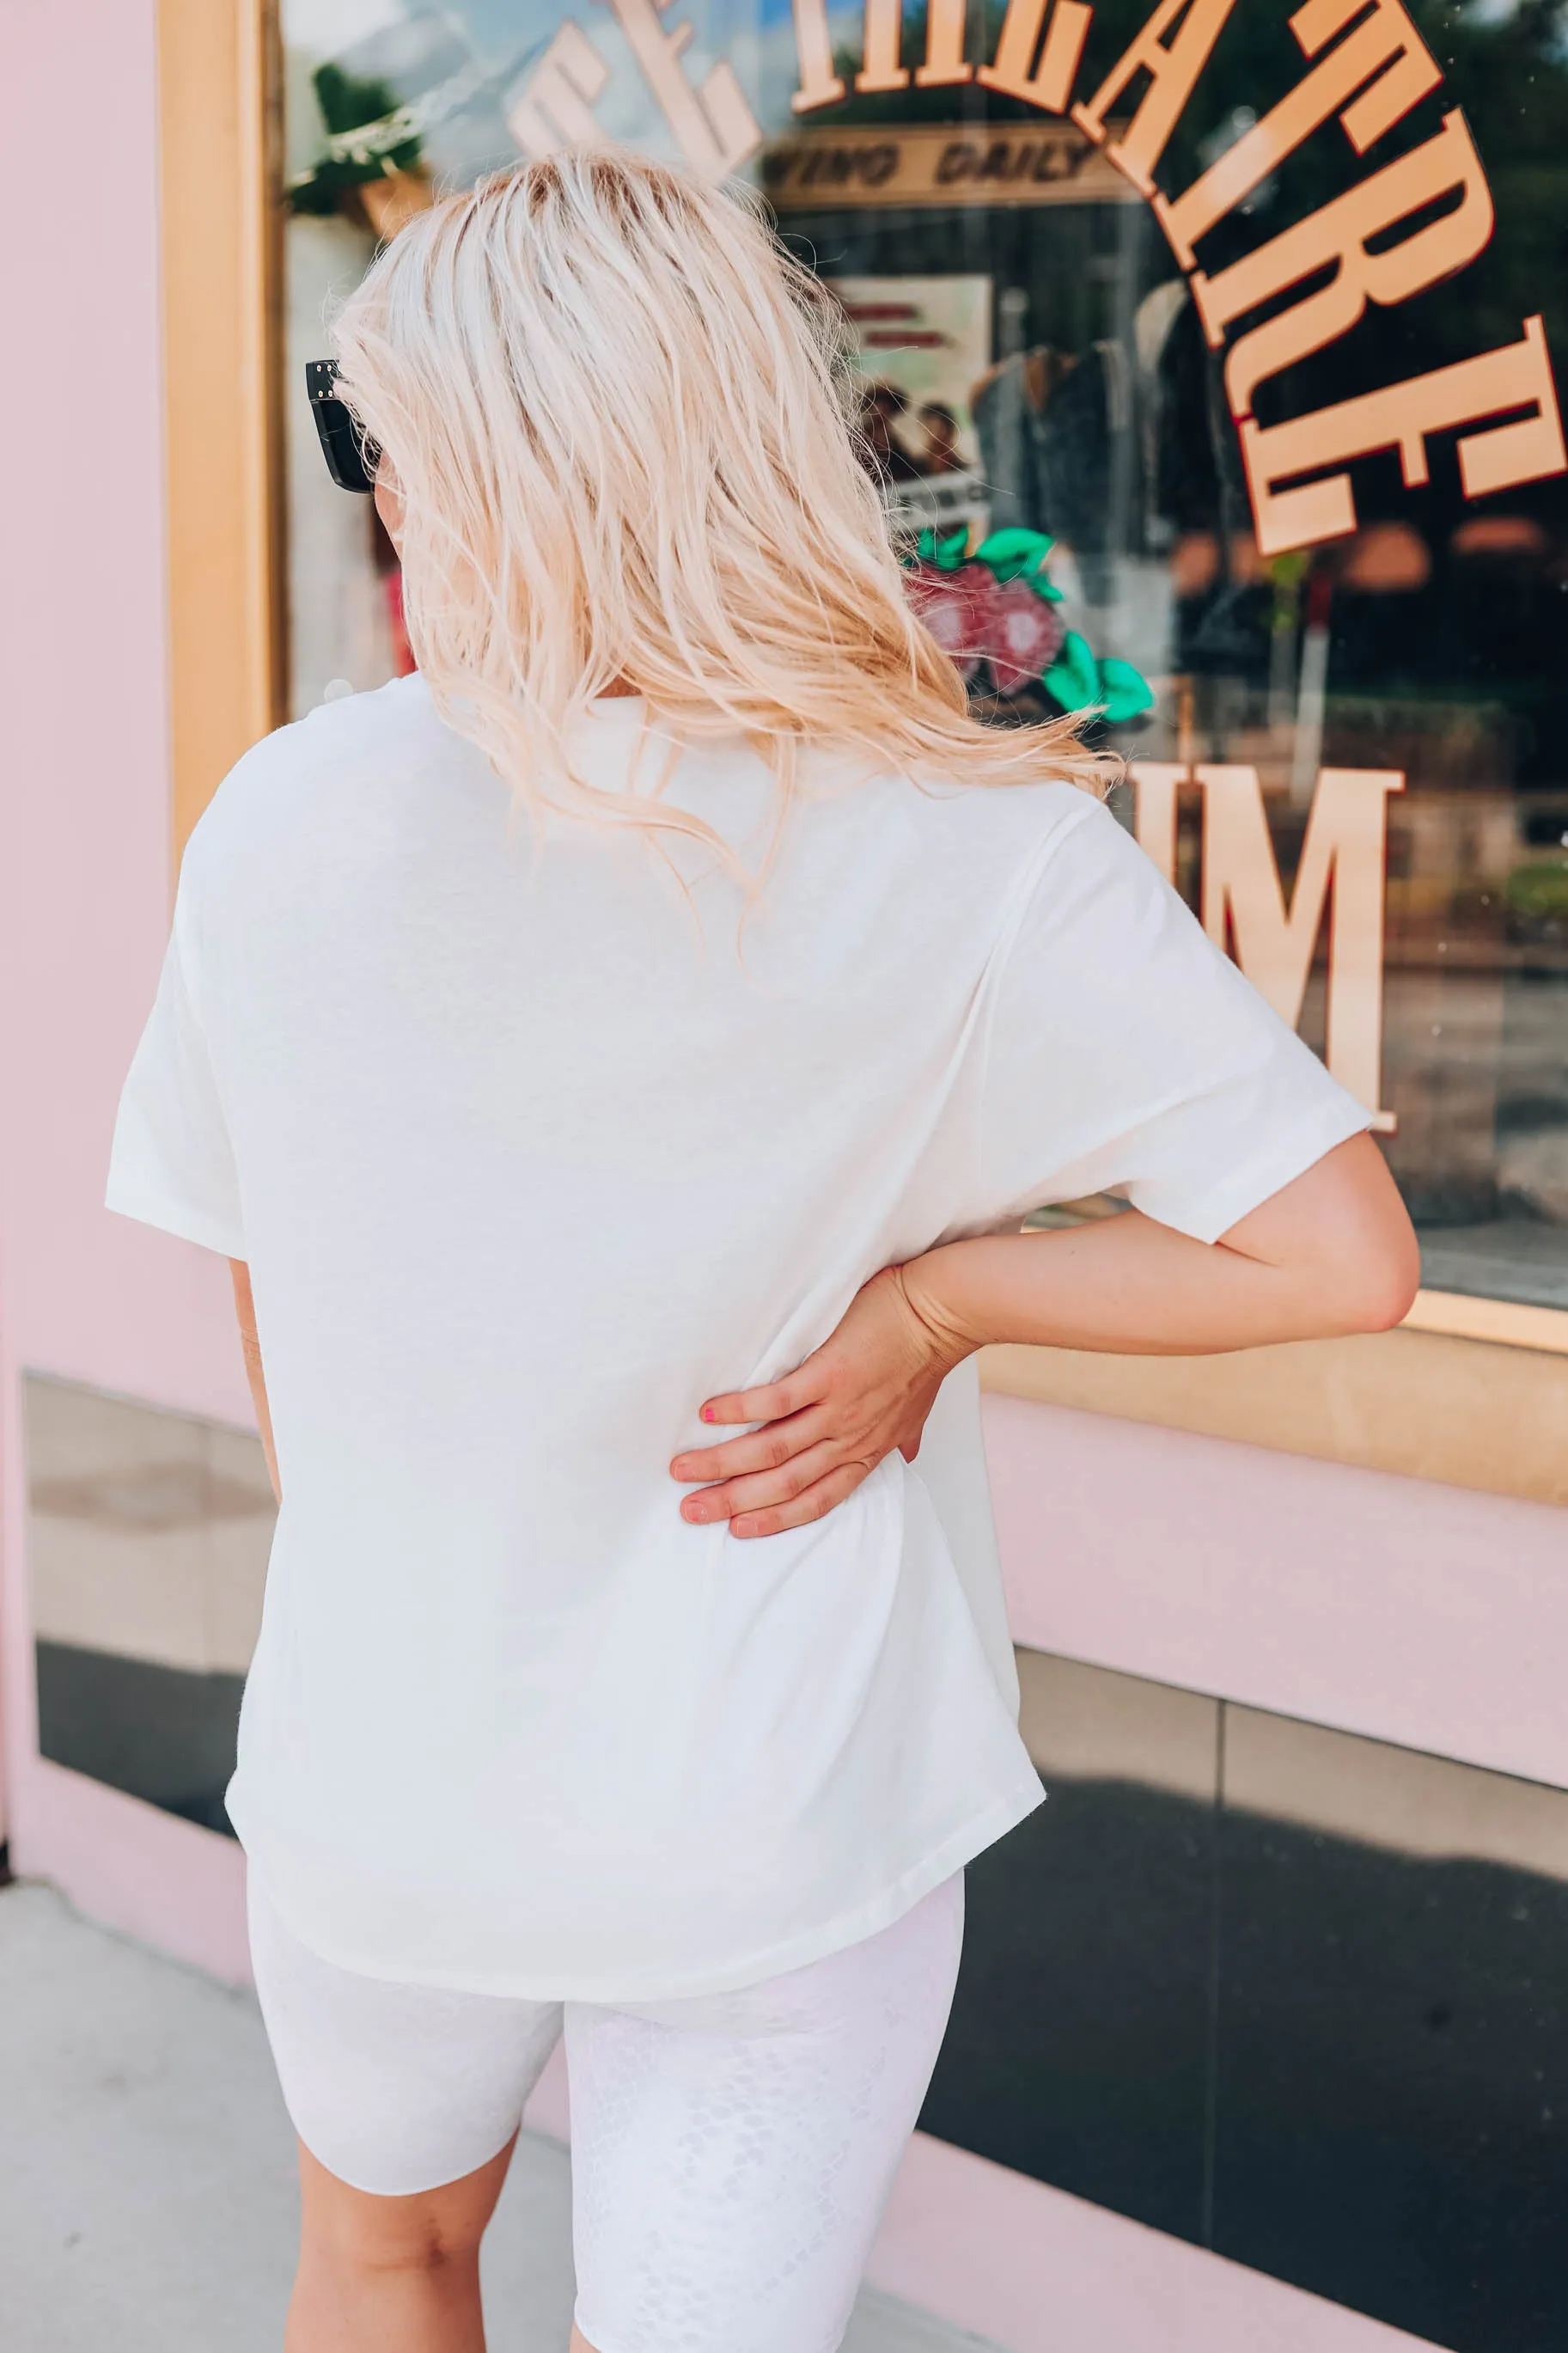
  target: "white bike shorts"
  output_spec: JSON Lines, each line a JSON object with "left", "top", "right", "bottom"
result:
{"left": 248, "top": 1871, "right": 964, "bottom": 2353}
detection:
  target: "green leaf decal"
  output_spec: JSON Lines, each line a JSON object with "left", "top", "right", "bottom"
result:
{"left": 1043, "top": 629, "right": 1101, "bottom": 712}
{"left": 1096, "top": 658, "right": 1155, "bottom": 724}
{"left": 974, "top": 527, "right": 1055, "bottom": 583}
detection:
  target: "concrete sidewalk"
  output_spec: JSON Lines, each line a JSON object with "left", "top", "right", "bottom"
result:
{"left": 0, "top": 1879, "right": 984, "bottom": 2353}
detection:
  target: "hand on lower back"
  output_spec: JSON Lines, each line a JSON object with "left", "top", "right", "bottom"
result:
{"left": 669, "top": 1268, "right": 967, "bottom": 1540}
{"left": 672, "top": 1137, "right": 1419, "bottom": 1540}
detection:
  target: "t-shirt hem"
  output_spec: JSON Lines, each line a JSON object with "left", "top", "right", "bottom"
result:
{"left": 1142, "top": 1096, "right": 1371, "bottom": 1247}
{"left": 105, "top": 1175, "right": 247, "bottom": 1261}
{"left": 235, "top": 1775, "right": 1046, "bottom": 2004}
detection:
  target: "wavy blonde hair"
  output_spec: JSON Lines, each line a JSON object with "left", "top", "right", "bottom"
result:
{"left": 331, "top": 147, "right": 1111, "bottom": 850}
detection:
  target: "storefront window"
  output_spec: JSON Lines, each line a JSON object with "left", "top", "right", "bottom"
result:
{"left": 281, "top": 0, "right": 1568, "bottom": 1311}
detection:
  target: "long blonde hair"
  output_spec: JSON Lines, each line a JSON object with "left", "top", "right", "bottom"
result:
{"left": 331, "top": 148, "right": 1110, "bottom": 849}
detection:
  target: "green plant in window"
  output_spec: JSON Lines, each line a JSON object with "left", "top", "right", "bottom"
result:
{"left": 1505, "top": 860, "right": 1568, "bottom": 920}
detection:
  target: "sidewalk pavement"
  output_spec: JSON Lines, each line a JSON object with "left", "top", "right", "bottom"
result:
{"left": 0, "top": 1878, "right": 984, "bottom": 2353}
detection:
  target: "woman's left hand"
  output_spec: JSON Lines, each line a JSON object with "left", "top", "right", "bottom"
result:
{"left": 669, "top": 1267, "right": 967, "bottom": 1539}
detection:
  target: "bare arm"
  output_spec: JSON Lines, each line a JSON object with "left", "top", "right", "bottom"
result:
{"left": 671, "top": 1134, "right": 1419, "bottom": 1538}
{"left": 896, "top": 1129, "right": 1419, "bottom": 1360}
{"left": 229, "top": 1259, "right": 280, "bottom": 1504}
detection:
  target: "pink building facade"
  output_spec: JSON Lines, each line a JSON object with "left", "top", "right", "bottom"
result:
{"left": 2, "top": 6, "right": 1565, "bottom": 2350}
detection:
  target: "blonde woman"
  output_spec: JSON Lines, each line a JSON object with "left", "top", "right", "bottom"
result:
{"left": 109, "top": 151, "right": 1417, "bottom": 2353}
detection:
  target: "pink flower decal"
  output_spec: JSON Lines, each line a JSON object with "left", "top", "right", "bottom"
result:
{"left": 901, "top": 528, "right": 1153, "bottom": 722}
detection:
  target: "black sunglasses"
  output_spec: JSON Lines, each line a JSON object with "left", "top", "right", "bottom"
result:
{"left": 308, "top": 360, "right": 381, "bottom": 494}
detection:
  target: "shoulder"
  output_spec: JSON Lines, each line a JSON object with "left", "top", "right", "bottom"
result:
{"left": 798, "top": 732, "right": 1102, "bottom": 854}
{"left": 209, "top": 674, "right": 441, "bottom": 818}
{"left": 179, "top": 675, "right": 448, "bottom": 891}
{"left": 894, "top": 769, "right": 1113, "bottom": 890}
{"left": 788, "top": 749, "right": 1118, "bottom": 941}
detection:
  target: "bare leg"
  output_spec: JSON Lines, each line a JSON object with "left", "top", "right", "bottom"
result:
{"left": 285, "top": 2131, "right": 516, "bottom": 2353}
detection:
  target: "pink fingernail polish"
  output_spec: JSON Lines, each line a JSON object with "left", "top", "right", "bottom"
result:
{"left": 701, "top": 1406, "right": 715, "bottom": 1423}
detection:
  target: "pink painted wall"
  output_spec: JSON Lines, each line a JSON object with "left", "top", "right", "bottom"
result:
{"left": 864, "top": 2130, "right": 1443, "bottom": 2353}
{"left": 985, "top": 1392, "right": 1568, "bottom": 1790}
{"left": 0, "top": 0, "right": 252, "bottom": 1924}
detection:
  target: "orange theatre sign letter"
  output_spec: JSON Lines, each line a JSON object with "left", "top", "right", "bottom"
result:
{"left": 513, "top": 0, "right": 761, "bottom": 179}
{"left": 1132, "top": 764, "right": 1404, "bottom": 1128}
{"left": 788, "top": 0, "right": 1567, "bottom": 554}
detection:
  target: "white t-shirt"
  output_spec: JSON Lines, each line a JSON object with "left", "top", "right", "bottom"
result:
{"left": 108, "top": 676, "right": 1367, "bottom": 1998}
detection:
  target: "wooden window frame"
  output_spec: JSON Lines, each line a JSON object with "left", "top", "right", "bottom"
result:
{"left": 980, "top": 1298, "right": 1568, "bottom": 1511}
{"left": 159, "top": 0, "right": 284, "bottom": 872}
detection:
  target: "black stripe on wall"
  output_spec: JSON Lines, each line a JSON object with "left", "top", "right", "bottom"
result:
{"left": 34, "top": 1641, "right": 243, "bottom": 1837}
{"left": 921, "top": 1657, "right": 1568, "bottom": 2353}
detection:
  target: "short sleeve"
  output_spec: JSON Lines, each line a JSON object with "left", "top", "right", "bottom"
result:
{"left": 106, "top": 888, "right": 247, "bottom": 1260}
{"left": 980, "top": 801, "right": 1371, "bottom": 1244}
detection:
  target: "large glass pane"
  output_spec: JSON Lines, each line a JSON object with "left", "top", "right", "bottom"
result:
{"left": 279, "top": 0, "right": 1568, "bottom": 1309}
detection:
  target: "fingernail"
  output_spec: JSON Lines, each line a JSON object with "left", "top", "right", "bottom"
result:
{"left": 701, "top": 1406, "right": 715, "bottom": 1423}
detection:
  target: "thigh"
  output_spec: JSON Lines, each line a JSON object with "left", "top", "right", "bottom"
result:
{"left": 567, "top": 1876, "right": 964, "bottom": 2353}
{"left": 248, "top": 1874, "right": 563, "bottom": 2199}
